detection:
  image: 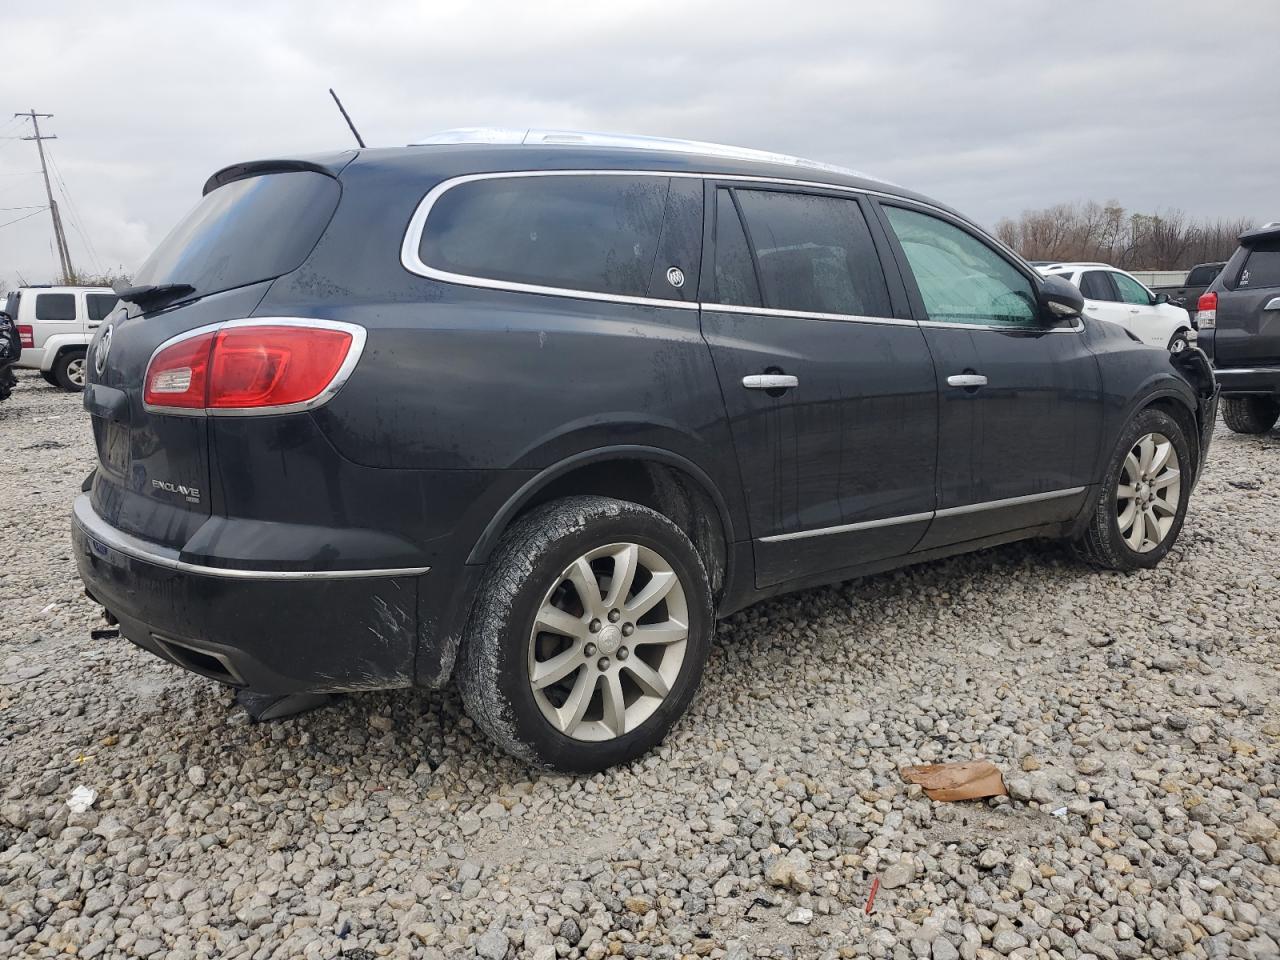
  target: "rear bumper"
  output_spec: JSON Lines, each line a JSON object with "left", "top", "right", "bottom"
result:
{"left": 1213, "top": 366, "right": 1280, "bottom": 396}
{"left": 72, "top": 494, "right": 429, "bottom": 694}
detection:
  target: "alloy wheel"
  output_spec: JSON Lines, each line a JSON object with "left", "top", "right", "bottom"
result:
{"left": 1116, "top": 432, "right": 1181, "bottom": 553}
{"left": 528, "top": 542, "right": 689, "bottom": 742}
{"left": 67, "top": 356, "right": 86, "bottom": 388}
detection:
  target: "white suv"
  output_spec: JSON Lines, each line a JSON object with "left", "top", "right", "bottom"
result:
{"left": 1036, "top": 263, "right": 1194, "bottom": 350}
{"left": 10, "top": 285, "right": 119, "bottom": 391}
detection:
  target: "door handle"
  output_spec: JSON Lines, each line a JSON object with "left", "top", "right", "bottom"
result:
{"left": 87, "top": 322, "right": 102, "bottom": 329}
{"left": 742, "top": 374, "right": 798, "bottom": 391}
{"left": 1129, "top": 308, "right": 1141, "bottom": 313}
{"left": 946, "top": 374, "right": 987, "bottom": 388}
{"left": 1264, "top": 296, "right": 1280, "bottom": 311}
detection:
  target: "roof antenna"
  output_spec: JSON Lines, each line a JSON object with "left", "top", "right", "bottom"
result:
{"left": 328, "top": 88, "right": 366, "bottom": 148}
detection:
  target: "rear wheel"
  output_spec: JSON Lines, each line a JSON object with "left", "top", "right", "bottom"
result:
{"left": 1220, "top": 396, "right": 1280, "bottom": 435}
{"left": 0, "top": 366, "right": 15, "bottom": 402}
{"left": 1074, "top": 407, "right": 1191, "bottom": 570}
{"left": 52, "top": 349, "right": 87, "bottom": 392}
{"left": 1167, "top": 328, "right": 1191, "bottom": 353}
{"left": 40, "top": 370, "right": 58, "bottom": 386}
{"left": 457, "top": 495, "right": 713, "bottom": 772}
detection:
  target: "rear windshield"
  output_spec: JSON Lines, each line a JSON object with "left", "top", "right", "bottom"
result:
{"left": 1239, "top": 242, "right": 1280, "bottom": 290}
{"left": 132, "top": 171, "right": 340, "bottom": 300}
{"left": 1186, "top": 263, "right": 1221, "bottom": 286}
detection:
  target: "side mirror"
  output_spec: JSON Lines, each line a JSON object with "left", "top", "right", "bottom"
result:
{"left": 1154, "top": 292, "right": 1170, "bottom": 305}
{"left": 1038, "top": 275, "right": 1083, "bottom": 321}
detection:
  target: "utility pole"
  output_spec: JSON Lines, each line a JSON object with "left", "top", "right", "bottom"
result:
{"left": 15, "top": 109, "right": 75, "bottom": 283}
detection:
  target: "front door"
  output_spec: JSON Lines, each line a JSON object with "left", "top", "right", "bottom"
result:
{"left": 699, "top": 184, "right": 938, "bottom": 588}
{"left": 874, "top": 202, "right": 1104, "bottom": 548}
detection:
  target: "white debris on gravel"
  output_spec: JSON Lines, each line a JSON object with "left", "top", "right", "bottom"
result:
{"left": 1, "top": 368, "right": 1278, "bottom": 960}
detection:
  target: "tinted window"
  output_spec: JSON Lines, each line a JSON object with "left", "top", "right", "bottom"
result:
{"left": 884, "top": 206, "right": 1037, "bottom": 326}
{"left": 1112, "top": 272, "right": 1152, "bottom": 305}
{"left": 1240, "top": 243, "right": 1280, "bottom": 289}
{"left": 86, "top": 294, "right": 119, "bottom": 322}
{"left": 133, "top": 171, "right": 340, "bottom": 301}
{"left": 1080, "top": 271, "right": 1118, "bottom": 301}
{"left": 1186, "top": 264, "right": 1221, "bottom": 286}
{"left": 35, "top": 293, "right": 76, "bottom": 321}
{"left": 734, "top": 190, "right": 890, "bottom": 316}
{"left": 422, "top": 175, "right": 669, "bottom": 298}
{"left": 713, "top": 190, "right": 761, "bottom": 307}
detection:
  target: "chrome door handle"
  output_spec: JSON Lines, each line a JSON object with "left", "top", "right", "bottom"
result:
{"left": 742, "top": 374, "right": 798, "bottom": 391}
{"left": 1264, "top": 296, "right": 1280, "bottom": 311}
{"left": 946, "top": 374, "right": 987, "bottom": 388}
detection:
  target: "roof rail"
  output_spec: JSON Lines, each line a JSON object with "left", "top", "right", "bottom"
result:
{"left": 409, "top": 128, "right": 889, "bottom": 184}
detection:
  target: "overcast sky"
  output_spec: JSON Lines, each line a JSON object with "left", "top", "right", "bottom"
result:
{"left": 2, "top": 0, "right": 1276, "bottom": 287}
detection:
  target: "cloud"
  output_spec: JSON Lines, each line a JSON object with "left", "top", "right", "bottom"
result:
{"left": 2, "top": 0, "right": 1276, "bottom": 286}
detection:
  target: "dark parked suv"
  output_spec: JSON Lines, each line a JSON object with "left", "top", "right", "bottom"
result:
{"left": 74, "top": 130, "right": 1218, "bottom": 771}
{"left": 1197, "top": 222, "right": 1280, "bottom": 433}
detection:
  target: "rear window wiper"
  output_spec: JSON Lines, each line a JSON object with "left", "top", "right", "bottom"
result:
{"left": 113, "top": 282, "right": 195, "bottom": 309}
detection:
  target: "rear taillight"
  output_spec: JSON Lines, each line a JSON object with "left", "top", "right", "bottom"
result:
{"left": 18, "top": 325, "right": 33, "bottom": 348}
{"left": 1196, "top": 291, "right": 1216, "bottom": 328}
{"left": 143, "top": 319, "right": 364, "bottom": 414}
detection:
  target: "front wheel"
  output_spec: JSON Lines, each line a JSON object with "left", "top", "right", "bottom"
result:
{"left": 1167, "top": 328, "right": 1191, "bottom": 353}
{"left": 457, "top": 495, "right": 713, "bottom": 773}
{"left": 1074, "top": 407, "right": 1192, "bottom": 570}
{"left": 51, "top": 349, "right": 87, "bottom": 392}
{"left": 1220, "top": 396, "right": 1280, "bottom": 435}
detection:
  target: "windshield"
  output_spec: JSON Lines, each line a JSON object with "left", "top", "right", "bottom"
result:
{"left": 132, "top": 171, "right": 340, "bottom": 300}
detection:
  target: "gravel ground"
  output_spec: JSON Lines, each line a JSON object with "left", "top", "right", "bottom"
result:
{"left": 1, "top": 367, "right": 1278, "bottom": 960}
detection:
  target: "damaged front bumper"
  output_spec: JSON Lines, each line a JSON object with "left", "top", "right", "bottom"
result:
{"left": 71, "top": 494, "right": 428, "bottom": 694}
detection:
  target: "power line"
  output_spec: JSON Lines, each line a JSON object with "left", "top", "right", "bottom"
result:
{"left": 0, "top": 207, "right": 48, "bottom": 230}
{"left": 14, "top": 109, "right": 74, "bottom": 282}
{"left": 45, "top": 146, "right": 104, "bottom": 275}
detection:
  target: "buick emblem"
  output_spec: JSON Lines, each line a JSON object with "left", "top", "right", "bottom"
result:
{"left": 94, "top": 324, "right": 113, "bottom": 376}
{"left": 666, "top": 266, "right": 685, "bottom": 289}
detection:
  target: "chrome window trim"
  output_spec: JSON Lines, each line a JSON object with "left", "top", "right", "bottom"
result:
{"left": 73, "top": 495, "right": 429, "bottom": 580}
{"left": 1214, "top": 367, "right": 1279, "bottom": 375}
{"left": 917, "top": 318, "right": 1085, "bottom": 334}
{"left": 704, "top": 301, "right": 917, "bottom": 328}
{"left": 756, "top": 486, "right": 1086, "bottom": 543}
{"left": 142, "top": 317, "right": 368, "bottom": 417}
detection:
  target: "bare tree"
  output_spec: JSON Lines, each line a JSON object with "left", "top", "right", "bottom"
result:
{"left": 995, "top": 202, "right": 1253, "bottom": 269}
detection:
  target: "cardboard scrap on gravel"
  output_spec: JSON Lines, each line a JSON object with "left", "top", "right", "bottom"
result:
{"left": 901, "top": 760, "right": 1007, "bottom": 801}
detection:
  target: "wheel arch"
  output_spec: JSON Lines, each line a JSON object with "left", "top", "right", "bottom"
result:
{"left": 40, "top": 335, "right": 89, "bottom": 372}
{"left": 466, "top": 445, "right": 736, "bottom": 601}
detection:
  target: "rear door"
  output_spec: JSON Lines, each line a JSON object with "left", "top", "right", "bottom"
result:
{"left": 1215, "top": 238, "right": 1280, "bottom": 367}
{"left": 699, "top": 184, "right": 937, "bottom": 588}
{"left": 31, "top": 290, "right": 80, "bottom": 360}
{"left": 1110, "top": 271, "right": 1168, "bottom": 346}
{"left": 1079, "top": 270, "right": 1131, "bottom": 332}
{"left": 874, "top": 201, "right": 1102, "bottom": 547}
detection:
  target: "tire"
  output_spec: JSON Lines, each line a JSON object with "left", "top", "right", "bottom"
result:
{"left": 0, "top": 365, "right": 14, "bottom": 403}
{"left": 1166, "top": 328, "right": 1191, "bottom": 353}
{"left": 1074, "top": 407, "right": 1192, "bottom": 571}
{"left": 41, "top": 370, "right": 58, "bottom": 386}
{"left": 1220, "top": 396, "right": 1280, "bottom": 435}
{"left": 51, "top": 349, "right": 87, "bottom": 392}
{"left": 457, "top": 495, "right": 714, "bottom": 773}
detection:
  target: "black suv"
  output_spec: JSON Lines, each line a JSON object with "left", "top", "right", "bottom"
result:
{"left": 1198, "top": 223, "right": 1280, "bottom": 433}
{"left": 74, "top": 131, "right": 1218, "bottom": 771}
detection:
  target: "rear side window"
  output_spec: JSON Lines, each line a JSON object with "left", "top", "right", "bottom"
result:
{"left": 1186, "top": 264, "right": 1221, "bottom": 286}
{"left": 132, "top": 171, "right": 340, "bottom": 301}
{"left": 420, "top": 175, "right": 670, "bottom": 298}
{"left": 86, "top": 294, "right": 119, "bottom": 322}
{"left": 884, "top": 206, "right": 1037, "bottom": 326}
{"left": 36, "top": 293, "right": 76, "bottom": 321}
{"left": 1239, "top": 242, "right": 1280, "bottom": 289}
{"left": 713, "top": 190, "right": 761, "bottom": 307}
{"left": 1080, "top": 270, "right": 1118, "bottom": 302}
{"left": 734, "top": 189, "right": 891, "bottom": 317}
{"left": 1112, "top": 272, "right": 1152, "bottom": 305}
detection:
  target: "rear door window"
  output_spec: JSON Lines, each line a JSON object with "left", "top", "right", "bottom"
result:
{"left": 733, "top": 189, "right": 891, "bottom": 317}
{"left": 712, "top": 190, "right": 761, "bottom": 307}
{"left": 883, "top": 205, "right": 1037, "bottom": 326}
{"left": 35, "top": 293, "right": 77, "bottom": 322}
{"left": 1112, "top": 272, "right": 1153, "bottom": 305}
{"left": 86, "top": 294, "right": 119, "bottom": 322}
{"left": 132, "top": 171, "right": 340, "bottom": 301}
{"left": 420, "top": 174, "right": 670, "bottom": 298}
{"left": 1239, "top": 243, "right": 1280, "bottom": 289}
{"left": 1080, "top": 271, "right": 1119, "bottom": 301}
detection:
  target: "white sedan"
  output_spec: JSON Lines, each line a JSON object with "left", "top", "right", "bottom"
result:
{"left": 1036, "top": 263, "right": 1194, "bottom": 350}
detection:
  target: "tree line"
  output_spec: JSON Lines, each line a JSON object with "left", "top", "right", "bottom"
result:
{"left": 995, "top": 202, "right": 1253, "bottom": 270}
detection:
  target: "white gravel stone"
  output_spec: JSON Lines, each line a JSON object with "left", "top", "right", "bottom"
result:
{"left": 2, "top": 374, "right": 1278, "bottom": 957}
